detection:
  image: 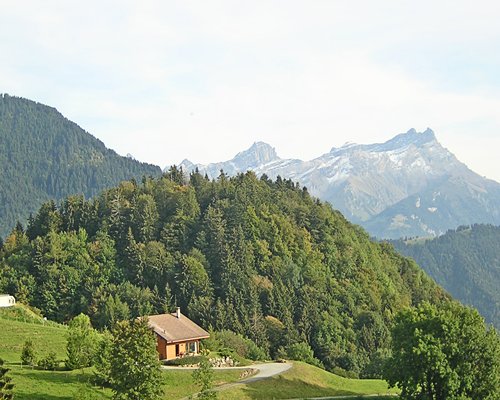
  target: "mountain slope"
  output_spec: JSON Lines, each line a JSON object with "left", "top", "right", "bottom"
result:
{"left": 0, "top": 171, "right": 447, "bottom": 376}
{"left": 391, "top": 224, "right": 500, "bottom": 329}
{"left": 177, "top": 129, "right": 500, "bottom": 238}
{"left": 0, "top": 94, "right": 162, "bottom": 237}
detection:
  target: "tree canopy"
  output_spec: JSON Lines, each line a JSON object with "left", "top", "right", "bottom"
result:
{"left": 391, "top": 224, "right": 500, "bottom": 329}
{"left": 0, "top": 94, "right": 161, "bottom": 238}
{"left": 66, "top": 313, "right": 97, "bottom": 370}
{"left": 384, "top": 301, "right": 500, "bottom": 400}
{"left": 0, "top": 169, "right": 448, "bottom": 375}
{"left": 0, "top": 359, "right": 13, "bottom": 400}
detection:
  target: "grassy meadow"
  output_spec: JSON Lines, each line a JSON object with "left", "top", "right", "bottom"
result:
{"left": 0, "top": 305, "right": 248, "bottom": 399}
{"left": 218, "top": 361, "right": 397, "bottom": 400}
{"left": 0, "top": 305, "right": 398, "bottom": 399}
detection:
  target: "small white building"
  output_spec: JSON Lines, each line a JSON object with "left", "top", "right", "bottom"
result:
{"left": 0, "top": 294, "right": 16, "bottom": 308}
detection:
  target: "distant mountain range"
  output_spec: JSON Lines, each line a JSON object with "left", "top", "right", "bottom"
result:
{"left": 2, "top": 93, "right": 498, "bottom": 242}
{"left": 391, "top": 224, "right": 500, "bottom": 329}
{"left": 177, "top": 129, "right": 500, "bottom": 239}
{"left": 0, "top": 94, "right": 162, "bottom": 238}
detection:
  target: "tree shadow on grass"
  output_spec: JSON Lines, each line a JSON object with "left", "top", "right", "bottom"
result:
{"left": 14, "top": 369, "right": 92, "bottom": 385}
{"left": 12, "top": 369, "right": 109, "bottom": 400}
{"left": 13, "top": 393, "right": 74, "bottom": 400}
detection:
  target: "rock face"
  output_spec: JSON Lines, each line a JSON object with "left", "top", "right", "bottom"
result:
{"left": 174, "top": 129, "right": 500, "bottom": 239}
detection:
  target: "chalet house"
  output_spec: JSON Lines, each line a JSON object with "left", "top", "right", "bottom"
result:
{"left": 0, "top": 294, "right": 15, "bottom": 308}
{"left": 147, "top": 308, "right": 210, "bottom": 361}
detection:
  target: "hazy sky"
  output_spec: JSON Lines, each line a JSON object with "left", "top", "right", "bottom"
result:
{"left": 1, "top": 1, "right": 500, "bottom": 181}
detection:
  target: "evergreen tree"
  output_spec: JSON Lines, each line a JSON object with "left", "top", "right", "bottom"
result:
{"left": 109, "top": 318, "right": 163, "bottom": 400}
{"left": 0, "top": 171, "right": 449, "bottom": 375}
{"left": 21, "top": 339, "right": 36, "bottom": 367}
{"left": 0, "top": 359, "right": 14, "bottom": 399}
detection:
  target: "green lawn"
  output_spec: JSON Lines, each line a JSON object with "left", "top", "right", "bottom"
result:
{"left": 0, "top": 307, "right": 248, "bottom": 399}
{"left": 0, "top": 317, "right": 68, "bottom": 362}
{"left": 0, "top": 306, "right": 397, "bottom": 400}
{"left": 7, "top": 365, "right": 247, "bottom": 400}
{"left": 9, "top": 367, "right": 112, "bottom": 400}
{"left": 218, "top": 362, "right": 398, "bottom": 400}
{"left": 163, "top": 368, "right": 251, "bottom": 399}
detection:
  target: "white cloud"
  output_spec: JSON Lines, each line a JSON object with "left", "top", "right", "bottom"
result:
{"left": 0, "top": 1, "right": 499, "bottom": 181}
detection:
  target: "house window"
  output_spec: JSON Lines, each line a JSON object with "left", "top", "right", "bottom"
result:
{"left": 188, "top": 341, "right": 196, "bottom": 353}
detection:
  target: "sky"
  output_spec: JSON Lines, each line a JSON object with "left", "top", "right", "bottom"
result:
{"left": 1, "top": 1, "right": 500, "bottom": 181}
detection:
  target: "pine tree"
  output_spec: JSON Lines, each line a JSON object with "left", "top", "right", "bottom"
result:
{"left": 109, "top": 318, "right": 163, "bottom": 400}
{"left": 21, "top": 339, "right": 36, "bottom": 367}
{"left": 0, "top": 359, "right": 14, "bottom": 399}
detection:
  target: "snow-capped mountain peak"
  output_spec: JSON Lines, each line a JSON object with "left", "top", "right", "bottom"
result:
{"left": 233, "top": 141, "right": 280, "bottom": 167}
{"left": 330, "top": 128, "right": 437, "bottom": 155}
{"left": 172, "top": 129, "right": 500, "bottom": 239}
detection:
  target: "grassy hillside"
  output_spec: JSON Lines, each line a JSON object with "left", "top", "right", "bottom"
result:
{"left": 0, "top": 305, "right": 245, "bottom": 399}
{"left": 0, "top": 306, "right": 398, "bottom": 399}
{"left": 0, "top": 304, "right": 67, "bottom": 362}
{"left": 0, "top": 305, "right": 110, "bottom": 399}
{"left": 218, "top": 361, "right": 397, "bottom": 400}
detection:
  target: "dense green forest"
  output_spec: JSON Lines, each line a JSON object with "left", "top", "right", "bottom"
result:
{"left": 391, "top": 224, "right": 500, "bottom": 329}
{"left": 0, "top": 169, "right": 447, "bottom": 376}
{"left": 0, "top": 94, "right": 161, "bottom": 237}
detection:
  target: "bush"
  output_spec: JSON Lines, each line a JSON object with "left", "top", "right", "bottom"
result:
{"left": 245, "top": 340, "right": 267, "bottom": 361}
{"left": 286, "top": 342, "right": 323, "bottom": 368}
{"left": 205, "top": 330, "right": 267, "bottom": 361}
{"left": 200, "top": 348, "right": 210, "bottom": 356}
{"left": 218, "top": 348, "right": 233, "bottom": 358}
{"left": 163, "top": 355, "right": 205, "bottom": 366}
{"left": 38, "top": 352, "right": 58, "bottom": 370}
{"left": 93, "top": 331, "right": 112, "bottom": 386}
{"left": 332, "top": 366, "right": 359, "bottom": 379}
{"left": 21, "top": 339, "right": 36, "bottom": 366}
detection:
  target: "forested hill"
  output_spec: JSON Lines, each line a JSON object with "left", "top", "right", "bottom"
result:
{"left": 0, "top": 94, "right": 161, "bottom": 237}
{"left": 0, "top": 170, "right": 448, "bottom": 376}
{"left": 391, "top": 224, "right": 500, "bottom": 329}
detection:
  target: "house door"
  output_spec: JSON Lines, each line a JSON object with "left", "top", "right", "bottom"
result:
{"left": 175, "top": 344, "right": 180, "bottom": 357}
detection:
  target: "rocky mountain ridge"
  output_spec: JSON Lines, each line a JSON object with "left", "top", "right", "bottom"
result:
{"left": 176, "top": 129, "right": 500, "bottom": 238}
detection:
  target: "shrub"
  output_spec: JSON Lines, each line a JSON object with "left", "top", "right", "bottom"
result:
{"left": 21, "top": 339, "right": 36, "bottom": 366}
{"left": 245, "top": 340, "right": 267, "bottom": 361}
{"left": 332, "top": 366, "right": 359, "bottom": 379}
{"left": 217, "top": 348, "right": 233, "bottom": 358}
{"left": 163, "top": 355, "right": 205, "bottom": 366}
{"left": 207, "top": 330, "right": 267, "bottom": 361}
{"left": 38, "top": 352, "right": 58, "bottom": 370}
{"left": 286, "top": 342, "right": 323, "bottom": 368}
